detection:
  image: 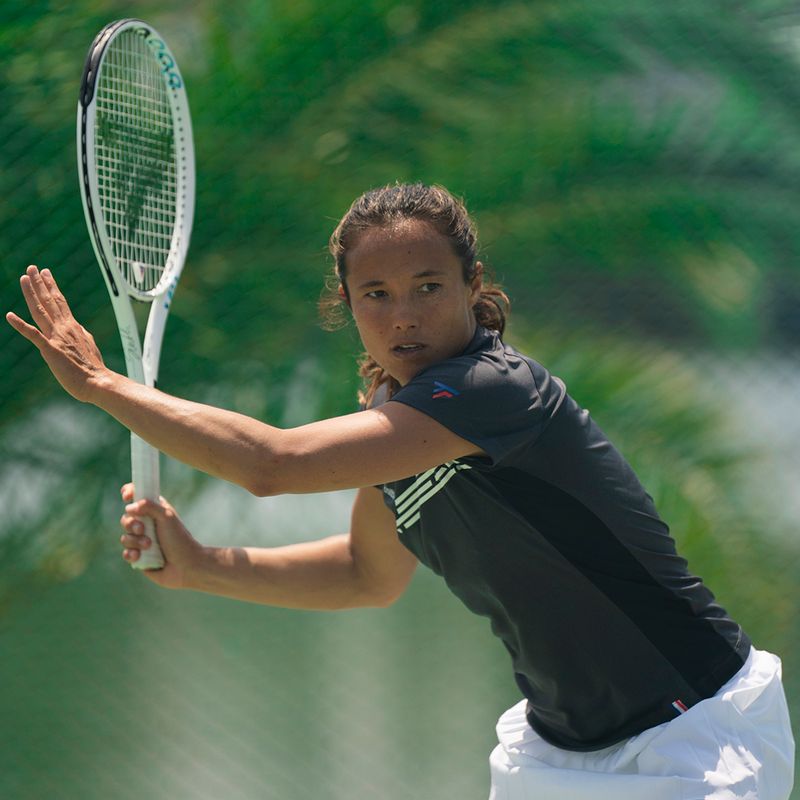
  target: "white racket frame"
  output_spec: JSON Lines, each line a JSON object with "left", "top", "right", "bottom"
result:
{"left": 77, "top": 18, "right": 195, "bottom": 570}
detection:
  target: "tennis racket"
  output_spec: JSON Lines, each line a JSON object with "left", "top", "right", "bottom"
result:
{"left": 77, "top": 19, "right": 195, "bottom": 570}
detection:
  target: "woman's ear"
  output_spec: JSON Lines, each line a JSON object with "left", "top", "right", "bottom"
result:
{"left": 338, "top": 283, "right": 351, "bottom": 308}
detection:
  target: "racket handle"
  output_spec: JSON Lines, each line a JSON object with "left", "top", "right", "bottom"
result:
{"left": 130, "top": 432, "right": 165, "bottom": 570}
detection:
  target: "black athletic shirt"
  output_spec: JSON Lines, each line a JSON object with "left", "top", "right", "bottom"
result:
{"left": 378, "top": 326, "right": 750, "bottom": 751}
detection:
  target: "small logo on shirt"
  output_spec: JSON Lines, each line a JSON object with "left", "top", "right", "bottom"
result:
{"left": 432, "top": 381, "right": 460, "bottom": 399}
{"left": 671, "top": 699, "right": 689, "bottom": 714}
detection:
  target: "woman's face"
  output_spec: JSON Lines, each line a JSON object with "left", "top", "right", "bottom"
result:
{"left": 344, "top": 219, "right": 482, "bottom": 386}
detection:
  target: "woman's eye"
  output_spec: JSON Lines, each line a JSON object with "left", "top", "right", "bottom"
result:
{"left": 419, "top": 283, "right": 441, "bottom": 293}
{"left": 365, "top": 290, "right": 388, "bottom": 299}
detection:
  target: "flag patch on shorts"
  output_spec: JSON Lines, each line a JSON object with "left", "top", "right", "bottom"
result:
{"left": 672, "top": 699, "right": 689, "bottom": 714}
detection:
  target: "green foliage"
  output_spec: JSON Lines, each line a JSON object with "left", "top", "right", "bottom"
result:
{"left": 1, "top": 2, "right": 799, "bottom": 794}
{"left": 1, "top": 0, "right": 798, "bottom": 708}
{"left": 5, "top": 1, "right": 800, "bottom": 433}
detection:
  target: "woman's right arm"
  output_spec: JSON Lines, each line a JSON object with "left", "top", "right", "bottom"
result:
{"left": 10, "top": 268, "right": 483, "bottom": 496}
{"left": 120, "top": 485, "right": 417, "bottom": 610}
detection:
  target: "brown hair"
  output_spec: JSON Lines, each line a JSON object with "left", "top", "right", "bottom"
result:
{"left": 320, "top": 182, "right": 509, "bottom": 406}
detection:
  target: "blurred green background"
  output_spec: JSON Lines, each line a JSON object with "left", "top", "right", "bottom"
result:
{"left": 2, "top": 1, "right": 799, "bottom": 798}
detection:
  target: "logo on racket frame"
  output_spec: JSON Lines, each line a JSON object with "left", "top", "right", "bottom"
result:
{"left": 139, "top": 29, "right": 183, "bottom": 90}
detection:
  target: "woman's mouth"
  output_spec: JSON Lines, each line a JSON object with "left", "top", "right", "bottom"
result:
{"left": 392, "top": 343, "right": 425, "bottom": 355}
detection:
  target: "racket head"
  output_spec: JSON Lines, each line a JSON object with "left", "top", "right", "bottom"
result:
{"left": 77, "top": 18, "right": 195, "bottom": 303}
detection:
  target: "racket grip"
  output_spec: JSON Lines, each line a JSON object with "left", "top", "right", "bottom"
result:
{"left": 130, "top": 432, "right": 165, "bottom": 570}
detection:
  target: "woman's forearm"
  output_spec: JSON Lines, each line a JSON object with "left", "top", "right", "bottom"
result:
{"left": 90, "top": 368, "right": 282, "bottom": 494}
{"left": 121, "top": 487, "right": 414, "bottom": 608}
{"left": 88, "top": 362, "right": 481, "bottom": 498}
{"left": 189, "top": 534, "right": 386, "bottom": 610}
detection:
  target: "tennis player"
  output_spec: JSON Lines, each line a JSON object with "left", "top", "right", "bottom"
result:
{"left": 7, "top": 184, "right": 795, "bottom": 799}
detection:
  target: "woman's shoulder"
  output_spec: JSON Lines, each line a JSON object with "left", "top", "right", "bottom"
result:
{"left": 414, "top": 327, "right": 561, "bottom": 407}
{"left": 387, "top": 328, "right": 566, "bottom": 466}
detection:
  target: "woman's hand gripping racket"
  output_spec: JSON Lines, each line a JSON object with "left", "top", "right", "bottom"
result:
{"left": 77, "top": 19, "right": 195, "bottom": 569}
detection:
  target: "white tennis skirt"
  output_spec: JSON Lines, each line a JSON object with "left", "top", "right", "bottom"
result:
{"left": 488, "top": 648, "right": 795, "bottom": 800}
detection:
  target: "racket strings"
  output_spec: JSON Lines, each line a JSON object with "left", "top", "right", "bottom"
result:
{"left": 94, "top": 29, "right": 179, "bottom": 295}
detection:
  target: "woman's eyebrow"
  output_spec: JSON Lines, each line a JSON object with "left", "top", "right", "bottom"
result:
{"left": 356, "top": 270, "right": 446, "bottom": 291}
{"left": 356, "top": 278, "right": 386, "bottom": 290}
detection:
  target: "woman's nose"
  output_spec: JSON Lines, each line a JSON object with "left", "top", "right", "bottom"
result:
{"left": 391, "top": 297, "right": 419, "bottom": 330}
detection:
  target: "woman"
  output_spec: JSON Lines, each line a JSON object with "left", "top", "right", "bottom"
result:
{"left": 7, "top": 183, "right": 795, "bottom": 799}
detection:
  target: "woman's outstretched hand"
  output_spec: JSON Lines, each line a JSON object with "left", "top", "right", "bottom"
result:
{"left": 6, "top": 265, "right": 109, "bottom": 403}
{"left": 119, "top": 483, "right": 205, "bottom": 589}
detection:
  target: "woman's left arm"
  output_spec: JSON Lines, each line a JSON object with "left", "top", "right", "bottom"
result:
{"left": 8, "top": 266, "right": 482, "bottom": 494}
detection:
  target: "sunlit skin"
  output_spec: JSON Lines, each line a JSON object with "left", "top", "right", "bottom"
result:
{"left": 343, "top": 219, "right": 483, "bottom": 387}
{"left": 6, "top": 223, "right": 486, "bottom": 591}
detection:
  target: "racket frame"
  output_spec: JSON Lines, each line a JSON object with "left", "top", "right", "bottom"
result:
{"left": 77, "top": 18, "right": 195, "bottom": 570}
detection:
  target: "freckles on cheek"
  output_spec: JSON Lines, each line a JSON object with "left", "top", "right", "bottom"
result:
{"left": 353, "top": 309, "right": 383, "bottom": 338}
{"left": 352, "top": 319, "right": 378, "bottom": 355}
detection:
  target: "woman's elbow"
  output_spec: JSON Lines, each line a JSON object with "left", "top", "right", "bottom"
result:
{"left": 360, "top": 589, "right": 400, "bottom": 609}
{"left": 246, "top": 476, "right": 276, "bottom": 497}
{"left": 358, "top": 575, "right": 413, "bottom": 609}
{"left": 242, "top": 452, "right": 294, "bottom": 497}
{"left": 238, "top": 431, "right": 301, "bottom": 497}
{"left": 245, "top": 473, "right": 289, "bottom": 497}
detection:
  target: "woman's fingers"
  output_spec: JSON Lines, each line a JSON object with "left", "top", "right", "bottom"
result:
{"left": 10, "top": 265, "right": 109, "bottom": 404}
{"left": 125, "top": 496, "right": 172, "bottom": 521}
{"left": 120, "top": 532, "right": 150, "bottom": 547}
{"left": 21, "top": 266, "right": 75, "bottom": 331}
{"left": 120, "top": 491, "right": 164, "bottom": 551}
{"left": 27, "top": 265, "right": 63, "bottom": 323}
{"left": 39, "top": 268, "right": 71, "bottom": 319}
{"left": 120, "top": 510, "right": 152, "bottom": 562}
{"left": 117, "top": 492, "right": 194, "bottom": 589}
{"left": 120, "top": 531, "right": 151, "bottom": 549}
{"left": 19, "top": 267, "right": 55, "bottom": 336}
{"left": 120, "top": 512, "right": 146, "bottom": 535}
{"left": 5, "top": 310, "right": 47, "bottom": 348}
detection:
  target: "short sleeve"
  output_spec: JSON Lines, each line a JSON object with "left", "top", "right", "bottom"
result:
{"left": 388, "top": 337, "right": 560, "bottom": 465}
